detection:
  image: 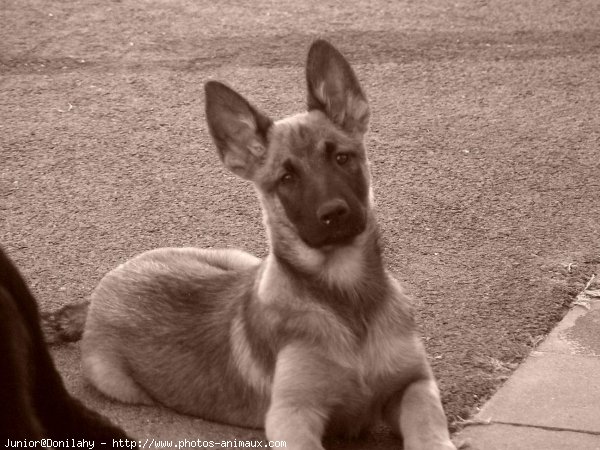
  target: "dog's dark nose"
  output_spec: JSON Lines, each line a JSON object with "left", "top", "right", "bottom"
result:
{"left": 317, "top": 199, "right": 350, "bottom": 226}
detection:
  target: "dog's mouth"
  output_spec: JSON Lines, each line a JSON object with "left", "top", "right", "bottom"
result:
{"left": 322, "top": 226, "right": 364, "bottom": 247}
{"left": 313, "top": 237, "right": 353, "bottom": 251}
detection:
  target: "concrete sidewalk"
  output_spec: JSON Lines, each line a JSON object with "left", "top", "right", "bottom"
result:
{"left": 455, "top": 275, "right": 600, "bottom": 450}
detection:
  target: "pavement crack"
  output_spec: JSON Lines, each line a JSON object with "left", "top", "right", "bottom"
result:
{"left": 463, "top": 419, "right": 600, "bottom": 436}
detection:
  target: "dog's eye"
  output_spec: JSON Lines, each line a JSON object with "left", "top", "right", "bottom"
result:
{"left": 335, "top": 153, "right": 350, "bottom": 165}
{"left": 279, "top": 160, "right": 297, "bottom": 185}
{"left": 280, "top": 172, "right": 294, "bottom": 184}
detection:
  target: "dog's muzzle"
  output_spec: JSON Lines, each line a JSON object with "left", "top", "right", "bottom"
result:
{"left": 303, "top": 199, "right": 366, "bottom": 248}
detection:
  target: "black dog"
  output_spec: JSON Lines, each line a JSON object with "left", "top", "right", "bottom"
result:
{"left": 0, "top": 246, "right": 134, "bottom": 443}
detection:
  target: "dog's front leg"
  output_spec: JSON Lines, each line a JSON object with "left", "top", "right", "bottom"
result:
{"left": 384, "top": 377, "right": 456, "bottom": 450}
{"left": 266, "top": 345, "right": 338, "bottom": 450}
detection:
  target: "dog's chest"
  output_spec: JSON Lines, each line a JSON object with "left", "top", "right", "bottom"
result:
{"left": 344, "top": 302, "right": 419, "bottom": 379}
{"left": 326, "top": 328, "right": 422, "bottom": 436}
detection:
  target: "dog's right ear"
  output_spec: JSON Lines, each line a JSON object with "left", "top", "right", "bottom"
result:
{"left": 205, "top": 81, "right": 272, "bottom": 180}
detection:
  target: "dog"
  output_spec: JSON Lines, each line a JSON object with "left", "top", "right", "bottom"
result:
{"left": 44, "top": 40, "right": 455, "bottom": 450}
{"left": 0, "top": 247, "right": 134, "bottom": 443}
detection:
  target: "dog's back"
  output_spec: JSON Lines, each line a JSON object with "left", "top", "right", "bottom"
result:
{"left": 82, "top": 247, "right": 270, "bottom": 426}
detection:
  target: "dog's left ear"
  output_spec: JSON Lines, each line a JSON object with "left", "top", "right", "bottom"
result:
{"left": 306, "top": 40, "right": 370, "bottom": 136}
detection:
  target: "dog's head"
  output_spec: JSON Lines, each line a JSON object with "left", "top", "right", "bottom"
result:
{"left": 205, "top": 40, "right": 372, "bottom": 253}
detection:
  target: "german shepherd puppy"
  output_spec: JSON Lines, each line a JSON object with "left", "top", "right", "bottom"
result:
{"left": 44, "top": 40, "right": 455, "bottom": 450}
{"left": 0, "top": 247, "right": 133, "bottom": 442}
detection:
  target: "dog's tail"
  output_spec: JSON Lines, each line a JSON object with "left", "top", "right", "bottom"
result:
{"left": 41, "top": 301, "right": 89, "bottom": 344}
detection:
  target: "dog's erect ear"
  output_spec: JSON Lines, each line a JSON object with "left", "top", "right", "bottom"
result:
{"left": 306, "top": 40, "right": 370, "bottom": 136}
{"left": 205, "top": 81, "right": 272, "bottom": 180}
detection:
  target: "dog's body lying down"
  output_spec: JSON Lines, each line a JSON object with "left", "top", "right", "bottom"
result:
{"left": 44, "top": 40, "right": 455, "bottom": 450}
{"left": 0, "top": 247, "right": 133, "bottom": 443}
